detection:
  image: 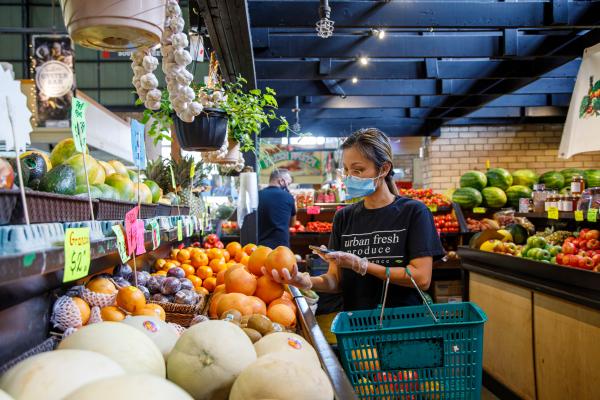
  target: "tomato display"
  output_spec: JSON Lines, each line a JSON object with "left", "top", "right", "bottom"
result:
{"left": 398, "top": 188, "right": 451, "bottom": 208}
{"left": 434, "top": 214, "right": 459, "bottom": 234}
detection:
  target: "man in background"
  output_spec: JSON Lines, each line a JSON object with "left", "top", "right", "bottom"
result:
{"left": 258, "top": 169, "right": 296, "bottom": 248}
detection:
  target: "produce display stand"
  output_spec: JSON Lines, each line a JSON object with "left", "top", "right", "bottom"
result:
{"left": 0, "top": 225, "right": 189, "bottom": 366}
{"left": 458, "top": 246, "right": 600, "bottom": 399}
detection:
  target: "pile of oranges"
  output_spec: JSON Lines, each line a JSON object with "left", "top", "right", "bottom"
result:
{"left": 207, "top": 242, "right": 300, "bottom": 329}
{"left": 152, "top": 242, "right": 258, "bottom": 296}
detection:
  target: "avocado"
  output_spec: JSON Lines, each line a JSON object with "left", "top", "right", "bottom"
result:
{"left": 28, "top": 178, "right": 40, "bottom": 190}
{"left": 39, "top": 164, "right": 76, "bottom": 195}
{"left": 20, "top": 153, "right": 47, "bottom": 182}
{"left": 9, "top": 158, "right": 31, "bottom": 187}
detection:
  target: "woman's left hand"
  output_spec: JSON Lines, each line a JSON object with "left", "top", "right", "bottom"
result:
{"left": 322, "top": 251, "right": 368, "bottom": 275}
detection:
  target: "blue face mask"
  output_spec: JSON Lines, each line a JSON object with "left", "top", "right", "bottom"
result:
{"left": 344, "top": 173, "right": 384, "bottom": 199}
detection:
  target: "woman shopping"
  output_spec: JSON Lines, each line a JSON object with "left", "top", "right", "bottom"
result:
{"left": 263, "top": 128, "right": 445, "bottom": 311}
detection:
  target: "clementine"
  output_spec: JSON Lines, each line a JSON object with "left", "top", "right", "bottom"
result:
{"left": 240, "top": 254, "right": 250, "bottom": 267}
{"left": 209, "top": 257, "right": 227, "bottom": 273}
{"left": 191, "top": 252, "right": 209, "bottom": 268}
{"left": 197, "top": 265, "right": 214, "bottom": 280}
{"left": 177, "top": 249, "right": 191, "bottom": 263}
{"left": 202, "top": 276, "right": 217, "bottom": 292}
{"left": 226, "top": 241, "right": 242, "bottom": 256}
{"left": 86, "top": 277, "right": 117, "bottom": 295}
{"left": 187, "top": 275, "right": 203, "bottom": 289}
{"left": 135, "top": 303, "right": 166, "bottom": 321}
{"left": 243, "top": 243, "right": 257, "bottom": 256}
{"left": 225, "top": 268, "right": 257, "bottom": 296}
{"left": 207, "top": 248, "right": 223, "bottom": 260}
{"left": 195, "top": 286, "right": 209, "bottom": 296}
{"left": 116, "top": 286, "right": 146, "bottom": 313}
{"left": 100, "top": 306, "right": 126, "bottom": 322}
{"left": 254, "top": 275, "right": 284, "bottom": 304}
{"left": 154, "top": 258, "right": 167, "bottom": 270}
{"left": 72, "top": 296, "right": 91, "bottom": 325}
{"left": 267, "top": 303, "right": 296, "bottom": 328}
{"left": 247, "top": 245, "right": 272, "bottom": 276}
{"left": 222, "top": 249, "right": 231, "bottom": 262}
{"left": 181, "top": 263, "right": 196, "bottom": 277}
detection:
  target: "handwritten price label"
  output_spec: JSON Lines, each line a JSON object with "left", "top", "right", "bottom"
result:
{"left": 473, "top": 207, "right": 486, "bottom": 214}
{"left": 307, "top": 205, "right": 321, "bottom": 215}
{"left": 574, "top": 210, "right": 584, "bottom": 222}
{"left": 135, "top": 219, "right": 146, "bottom": 255}
{"left": 150, "top": 220, "right": 160, "bottom": 250}
{"left": 112, "top": 225, "right": 130, "bottom": 263}
{"left": 130, "top": 119, "right": 146, "bottom": 169}
{"left": 587, "top": 208, "right": 598, "bottom": 222}
{"left": 71, "top": 98, "right": 88, "bottom": 152}
{"left": 125, "top": 206, "right": 139, "bottom": 255}
{"left": 547, "top": 206, "right": 559, "bottom": 220}
{"left": 177, "top": 220, "right": 183, "bottom": 241}
{"left": 63, "top": 228, "right": 91, "bottom": 282}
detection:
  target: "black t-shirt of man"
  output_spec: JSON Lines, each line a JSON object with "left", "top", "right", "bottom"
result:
{"left": 258, "top": 186, "right": 296, "bottom": 248}
{"left": 328, "top": 196, "right": 445, "bottom": 311}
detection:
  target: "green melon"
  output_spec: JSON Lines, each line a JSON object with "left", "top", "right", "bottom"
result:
{"left": 584, "top": 169, "right": 600, "bottom": 187}
{"left": 105, "top": 173, "right": 134, "bottom": 201}
{"left": 560, "top": 168, "right": 585, "bottom": 185}
{"left": 481, "top": 187, "right": 507, "bottom": 208}
{"left": 452, "top": 187, "right": 483, "bottom": 209}
{"left": 539, "top": 171, "right": 564, "bottom": 190}
{"left": 144, "top": 180, "right": 163, "bottom": 203}
{"left": 127, "top": 170, "right": 139, "bottom": 183}
{"left": 75, "top": 184, "right": 103, "bottom": 199}
{"left": 108, "top": 160, "right": 128, "bottom": 176}
{"left": 459, "top": 171, "right": 487, "bottom": 191}
{"left": 505, "top": 185, "right": 533, "bottom": 208}
{"left": 64, "top": 154, "right": 106, "bottom": 186}
{"left": 132, "top": 182, "right": 153, "bottom": 204}
{"left": 486, "top": 168, "right": 513, "bottom": 191}
{"left": 511, "top": 169, "right": 539, "bottom": 188}
{"left": 95, "top": 183, "right": 119, "bottom": 200}
{"left": 49, "top": 138, "right": 87, "bottom": 167}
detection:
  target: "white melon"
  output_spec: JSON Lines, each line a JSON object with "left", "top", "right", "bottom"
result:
{"left": 122, "top": 316, "right": 179, "bottom": 359}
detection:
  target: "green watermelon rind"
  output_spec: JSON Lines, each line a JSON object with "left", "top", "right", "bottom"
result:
{"left": 481, "top": 187, "right": 507, "bottom": 208}
{"left": 459, "top": 171, "right": 487, "bottom": 191}
{"left": 511, "top": 169, "right": 539, "bottom": 188}
{"left": 452, "top": 187, "right": 483, "bottom": 209}
{"left": 560, "top": 168, "right": 585, "bottom": 185}
{"left": 486, "top": 168, "right": 513, "bottom": 191}
{"left": 539, "top": 171, "right": 565, "bottom": 190}
{"left": 584, "top": 169, "right": 600, "bottom": 188}
{"left": 505, "top": 185, "right": 533, "bottom": 208}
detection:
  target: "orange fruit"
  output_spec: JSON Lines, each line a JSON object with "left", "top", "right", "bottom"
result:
{"left": 197, "top": 266, "right": 214, "bottom": 280}
{"left": 225, "top": 268, "right": 257, "bottom": 296}
{"left": 203, "top": 276, "right": 217, "bottom": 292}
{"left": 222, "top": 250, "right": 231, "bottom": 262}
{"left": 191, "top": 252, "right": 209, "bottom": 268}
{"left": 163, "top": 261, "right": 178, "bottom": 271}
{"left": 240, "top": 254, "right": 250, "bottom": 266}
{"left": 196, "top": 286, "right": 209, "bottom": 296}
{"left": 154, "top": 258, "right": 167, "bottom": 270}
{"left": 86, "top": 277, "right": 117, "bottom": 295}
{"left": 187, "top": 275, "right": 203, "bottom": 289}
{"left": 268, "top": 303, "right": 296, "bottom": 328}
{"left": 216, "top": 268, "right": 227, "bottom": 286}
{"left": 177, "top": 249, "right": 191, "bottom": 263}
{"left": 216, "top": 293, "right": 252, "bottom": 316}
{"left": 209, "top": 292, "right": 225, "bottom": 318}
{"left": 255, "top": 275, "right": 284, "bottom": 304}
{"left": 243, "top": 243, "right": 257, "bottom": 256}
{"left": 181, "top": 263, "right": 196, "bottom": 277}
{"left": 170, "top": 249, "right": 180, "bottom": 259}
{"left": 100, "top": 306, "right": 126, "bottom": 322}
{"left": 190, "top": 247, "right": 202, "bottom": 257}
{"left": 135, "top": 303, "right": 166, "bottom": 321}
{"left": 209, "top": 258, "right": 226, "bottom": 273}
{"left": 233, "top": 249, "right": 244, "bottom": 263}
{"left": 281, "top": 291, "right": 293, "bottom": 301}
{"left": 214, "top": 284, "right": 226, "bottom": 295}
{"left": 72, "top": 296, "right": 91, "bottom": 325}
{"left": 226, "top": 241, "right": 242, "bottom": 256}
{"left": 248, "top": 245, "right": 272, "bottom": 276}
{"left": 247, "top": 296, "right": 267, "bottom": 316}
{"left": 265, "top": 246, "right": 296, "bottom": 277}
{"left": 171, "top": 260, "right": 181, "bottom": 267}
{"left": 269, "top": 297, "right": 297, "bottom": 314}
{"left": 207, "top": 248, "right": 223, "bottom": 260}
{"left": 155, "top": 270, "right": 167, "bottom": 276}
{"left": 116, "top": 286, "right": 146, "bottom": 314}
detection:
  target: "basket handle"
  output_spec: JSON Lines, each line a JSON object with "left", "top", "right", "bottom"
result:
{"left": 378, "top": 267, "right": 391, "bottom": 328}
{"left": 403, "top": 264, "right": 438, "bottom": 324}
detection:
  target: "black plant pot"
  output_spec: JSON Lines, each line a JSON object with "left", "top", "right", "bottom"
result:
{"left": 173, "top": 108, "right": 228, "bottom": 151}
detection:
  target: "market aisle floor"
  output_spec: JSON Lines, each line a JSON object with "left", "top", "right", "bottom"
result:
{"left": 482, "top": 387, "right": 500, "bottom": 400}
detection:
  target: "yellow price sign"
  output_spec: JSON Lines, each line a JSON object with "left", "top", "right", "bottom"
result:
{"left": 574, "top": 210, "right": 584, "bottom": 222}
{"left": 111, "top": 225, "right": 130, "bottom": 263}
{"left": 177, "top": 220, "right": 183, "bottom": 241}
{"left": 473, "top": 207, "right": 486, "bottom": 214}
{"left": 547, "top": 206, "right": 559, "bottom": 220}
{"left": 587, "top": 208, "right": 598, "bottom": 222}
{"left": 63, "top": 228, "right": 91, "bottom": 282}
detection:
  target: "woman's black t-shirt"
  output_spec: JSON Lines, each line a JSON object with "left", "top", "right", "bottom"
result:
{"left": 328, "top": 196, "right": 445, "bottom": 311}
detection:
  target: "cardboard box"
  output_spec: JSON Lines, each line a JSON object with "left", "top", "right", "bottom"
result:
{"left": 433, "top": 280, "right": 462, "bottom": 297}
{"left": 435, "top": 295, "right": 463, "bottom": 304}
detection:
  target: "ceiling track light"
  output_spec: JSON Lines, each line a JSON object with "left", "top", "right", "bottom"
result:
{"left": 372, "top": 28, "right": 385, "bottom": 40}
{"left": 351, "top": 77, "right": 358, "bottom": 84}
{"left": 316, "top": 0, "right": 334, "bottom": 39}
{"left": 359, "top": 56, "right": 369, "bottom": 65}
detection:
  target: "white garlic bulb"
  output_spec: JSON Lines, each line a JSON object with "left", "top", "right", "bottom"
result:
{"left": 180, "top": 86, "right": 195, "bottom": 102}
{"left": 172, "top": 33, "right": 189, "bottom": 48}
{"left": 145, "top": 100, "right": 161, "bottom": 110}
{"left": 133, "top": 65, "right": 145, "bottom": 76}
{"left": 146, "top": 88, "right": 162, "bottom": 102}
{"left": 140, "top": 73, "right": 159, "bottom": 90}
{"left": 169, "top": 17, "right": 185, "bottom": 33}
{"left": 131, "top": 51, "right": 144, "bottom": 64}
{"left": 175, "top": 68, "right": 193, "bottom": 85}
{"left": 174, "top": 49, "right": 192, "bottom": 66}
{"left": 188, "top": 101, "right": 203, "bottom": 116}
{"left": 142, "top": 55, "right": 158, "bottom": 72}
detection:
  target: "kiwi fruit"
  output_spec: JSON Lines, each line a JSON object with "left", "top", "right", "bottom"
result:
{"left": 241, "top": 315, "right": 250, "bottom": 325}
{"left": 242, "top": 328, "right": 262, "bottom": 343}
{"left": 220, "top": 309, "right": 242, "bottom": 323}
{"left": 247, "top": 314, "right": 273, "bottom": 335}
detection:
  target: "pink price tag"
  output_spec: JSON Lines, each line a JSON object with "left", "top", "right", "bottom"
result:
{"left": 125, "top": 206, "right": 139, "bottom": 256}
{"left": 135, "top": 220, "right": 146, "bottom": 255}
{"left": 336, "top": 205, "right": 344, "bottom": 211}
{"left": 307, "top": 205, "right": 321, "bottom": 215}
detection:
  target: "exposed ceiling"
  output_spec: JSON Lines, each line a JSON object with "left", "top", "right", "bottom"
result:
{"left": 248, "top": 0, "right": 600, "bottom": 137}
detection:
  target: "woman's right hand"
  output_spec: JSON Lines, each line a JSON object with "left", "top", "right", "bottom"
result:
{"left": 260, "top": 264, "right": 313, "bottom": 289}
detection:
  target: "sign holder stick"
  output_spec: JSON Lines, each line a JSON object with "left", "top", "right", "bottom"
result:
{"left": 9, "top": 119, "right": 30, "bottom": 225}
{"left": 78, "top": 125, "right": 95, "bottom": 221}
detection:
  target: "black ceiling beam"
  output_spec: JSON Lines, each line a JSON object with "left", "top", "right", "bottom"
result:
{"left": 248, "top": 1, "right": 599, "bottom": 28}
{"left": 321, "top": 79, "right": 346, "bottom": 97}
{"left": 254, "top": 31, "right": 593, "bottom": 59}
{"left": 277, "top": 96, "right": 418, "bottom": 109}
{"left": 256, "top": 58, "right": 580, "bottom": 80}
{"left": 260, "top": 77, "right": 574, "bottom": 97}
{"left": 420, "top": 93, "right": 571, "bottom": 109}
{"left": 196, "top": 0, "right": 256, "bottom": 86}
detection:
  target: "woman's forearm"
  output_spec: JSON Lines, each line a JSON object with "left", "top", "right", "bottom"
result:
{"left": 365, "top": 258, "right": 432, "bottom": 290}
{"left": 310, "top": 273, "right": 340, "bottom": 293}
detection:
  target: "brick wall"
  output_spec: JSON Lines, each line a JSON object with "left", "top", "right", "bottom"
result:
{"left": 393, "top": 154, "right": 415, "bottom": 181}
{"left": 423, "top": 124, "right": 600, "bottom": 191}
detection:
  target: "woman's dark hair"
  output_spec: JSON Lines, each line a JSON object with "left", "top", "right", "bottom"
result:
{"left": 341, "top": 128, "right": 399, "bottom": 195}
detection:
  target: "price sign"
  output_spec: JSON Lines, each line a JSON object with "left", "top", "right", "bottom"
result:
{"left": 587, "top": 208, "right": 598, "bottom": 222}
{"left": 135, "top": 219, "right": 146, "bottom": 255}
{"left": 307, "top": 205, "right": 321, "bottom": 215}
{"left": 190, "top": 162, "right": 196, "bottom": 180}
{"left": 428, "top": 204, "right": 438, "bottom": 212}
{"left": 130, "top": 119, "right": 146, "bottom": 169}
{"left": 574, "top": 210, "right": 584, "bottom": 222}
{"left": 125, "top": 206, "right": 139, "bottom": 255}
{"left": 169, "top": 164, "right": 177, "bottom": 190}
{"left": 71, "top": 98, "right": 88, "bottom": 152}
{"left": 177, "top": 219, "right": 183, "bottom": 241}
{"left": 150, "top": 220, "right": 160, "bottom": 250}
{"left": 473, "top": 207, "right": 486, "bottom": 214}
{"left": 187, "top": 220, "right": 194, "bottom": 237}
{"left": 111, "top": 225, "right": 130, "bottom": 263}
{"left": 63, "top": 228, "right": 91, "bottom": 282}
{"left": 547, "top": 206, "right": 559, "bottom": 220}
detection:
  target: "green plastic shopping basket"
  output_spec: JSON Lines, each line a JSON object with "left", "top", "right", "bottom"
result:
{"left": 331, "top": 267, "right": 487, "bottom": 399}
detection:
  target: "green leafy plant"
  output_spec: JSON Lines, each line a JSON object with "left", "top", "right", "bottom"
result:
{"left": 135, "top": 92, "right": 173, "bottom": 145}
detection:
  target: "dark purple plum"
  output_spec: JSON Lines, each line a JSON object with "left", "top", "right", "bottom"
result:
{"left": 113, "top": 264, "right": 133, "bottom": 280}
{"left": 174, "top": 289, "right": 198, "bottom": 305}
{"left": 160, "top": 277, "right": 182, "bottom": 295}
{"left": 146, "top": 276, "right": 162, "bottom": 294}
{"left": 131, "top": 271, "right": 150, "bottom": 287}
{"left": 167, "top": 267, "right": 186, "bottom": 279}
{"left": 111, "top": 276, "right": 131, "bottom": 289}
{"left": 137, "top": 285, "right": 150, "bottom": 300}
{"left": 151, "top": 293, "right": 170, "bottom": 302}
{"left": 179, "top": 278, "right": 194, "bottom": 291}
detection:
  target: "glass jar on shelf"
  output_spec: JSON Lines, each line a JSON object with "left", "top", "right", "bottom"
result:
{"left": 532, "top": 184, "right": 547, "bottom": 213}
{"left": 571, "top": 175, "right": 585, "bottom": 196}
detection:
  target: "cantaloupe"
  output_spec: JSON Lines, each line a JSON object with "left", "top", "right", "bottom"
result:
{"left": 58, "top": 321, "right": 165, "bottom": 377}
{"left": 63, "top": 374, "right": 192, "bottom": 400}
{"left": 229, "top": 352, "right": 333, "bottom": 400}
{"left": 122, "top": 316, "right": 179, "bottom": 360}
{"left": 167, "top": 320, "right": 257, "bottom": 399}
{"left": 0, "top": 349, "right": 124, "bottom": 400}
{"left": 253, "top": 332, "right": 320, "bottom": 369}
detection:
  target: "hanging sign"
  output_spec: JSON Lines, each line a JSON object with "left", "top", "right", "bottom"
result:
{"left": 307, "top": 205, "right": 321, "bottom": 215}
{"left": 71, "top": 97, "right": 88, "bottom": 151}
{"left": 135, "top": 219, "right": 146, "bottom": 255}
{"left": 111, "top": 225, "right": 130, "bottom": 263}
{"left": 63, "top": 227, "right": 91, "bottom": 282}
{"left": 125, "top": 206, "right": 139, "bottom": 255}
{"left": 150, "top": 220, "right": 161, "bottom": 250}
{"left": 177, "top": 219, "right": 183, "bottom": 241}
{"left": 130, "top": 119, "right": 146, "bottom": 169}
